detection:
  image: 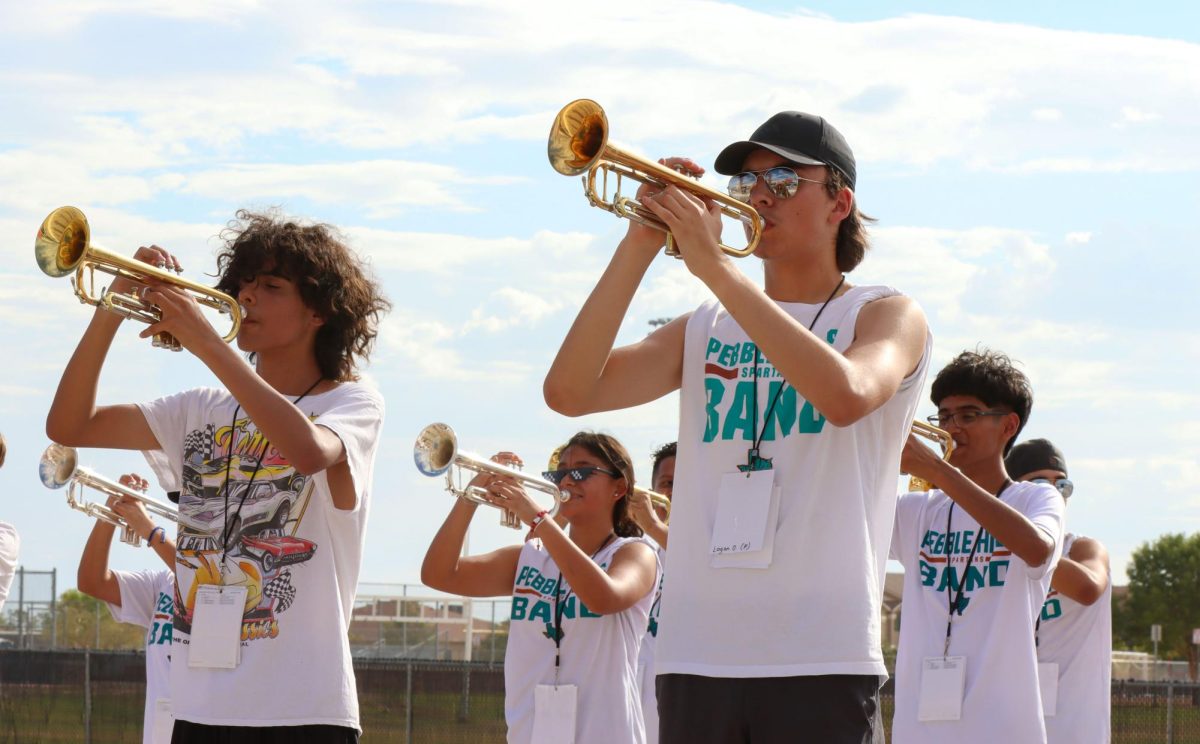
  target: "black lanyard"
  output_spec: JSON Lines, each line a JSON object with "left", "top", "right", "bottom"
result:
{"left": 550, "top": 532, "right": 615, "bottom": 676}
{"left": 743, "top": 275, "right": 845, "bottom": 473}
{"left": 218, "top": 377, "right": 324, "bottom": 572}
{"left": 942, "top": 478, "right": 1012, "bottom": 656}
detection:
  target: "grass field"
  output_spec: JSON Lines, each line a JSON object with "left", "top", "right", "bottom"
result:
{"left": 1, "top": 682, "right": 1198, "bottom": 742}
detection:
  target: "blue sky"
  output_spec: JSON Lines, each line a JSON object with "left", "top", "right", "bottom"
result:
{"left": 1, "top": 0, "right": 1197, "bottom": 601}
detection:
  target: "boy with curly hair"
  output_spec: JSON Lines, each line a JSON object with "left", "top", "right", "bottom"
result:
{"left": 890, "top": 349, "right": 1064, "bottom": 743}
{"left": 48, "top": 210, "right": 389, "bottom": 742}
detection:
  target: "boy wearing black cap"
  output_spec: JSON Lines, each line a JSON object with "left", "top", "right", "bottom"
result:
{"left": 545, "top": 111, "right": 929, "bottom": 742}
{"left": 892, "top": 350, "right": 1064, "bottom": 743}
{"left": 1007, "top": 439, "right": 1111, "bottom": 744}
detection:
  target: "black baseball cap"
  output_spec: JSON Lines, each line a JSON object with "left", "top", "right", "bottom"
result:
{"left": 714, "top": 111, "right": 857, "bottom": 189}
{"left": 1005, "top": 438, "right": 1069, "bottom": 480}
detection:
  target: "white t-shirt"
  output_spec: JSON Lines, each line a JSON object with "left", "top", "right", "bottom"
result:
{"left": 107, "top": 569, "right": 175, "bottom": 744}
{"left": 1038, "top": 533, "right": 1112, "bottom": 744}
{"left": 137, "top": 381, "right": 383, "bottom": 729}
{"left": 890, "top": 481, "right": 1065, "bottom": 744}
{"left": 637, "top": 541, "right": 665, "bottom": 744}
{"left": 0, "top": 521, "right": 19, "bottom": 613}
{"left": 504, "top": 536, "right": 657, "bottom": 744}
{"left": 658, "top": 286, "right": 930, "bottom": 678}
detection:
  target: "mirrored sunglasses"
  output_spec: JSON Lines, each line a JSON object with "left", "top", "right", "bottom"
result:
{"left": 541, "top": 466, "right": 620, "bottom": 486}
{"left": 1030, "top": 477, "right": 1074, "bottom": 499}
{"left": 727, "top": 166, "right": 828, "bottom": 202}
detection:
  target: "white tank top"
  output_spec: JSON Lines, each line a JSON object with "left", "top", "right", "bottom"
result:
{"left": 1038, "top": 533, "right": 1112, "bottom": 743}
{"left": 657, "top": 286, "right": 930, "bottom": 678}
{"left": 504, "top": 536, "right": 656, "bottom": 744}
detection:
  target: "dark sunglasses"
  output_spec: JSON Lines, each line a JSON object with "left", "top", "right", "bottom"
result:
{"left": 727, "top": 166, "right": 828, "bottom": 202}
{"left": 541, "top": 466, "right": 620, "bottom": 486}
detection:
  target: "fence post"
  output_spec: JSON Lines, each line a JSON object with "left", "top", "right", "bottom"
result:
{"left": 405, "top": 660, "right": 413, "bottom": 744}
{"left": 84, "top": 648, "right": 93, "bottom": 744}
{"left": 51, "top": 568, "right": 58, "bottom": 648}
{"left": 1166, "top": 677, "right": 1174, "bottom": 744}
{"left": 459, "top": 665, "right": 471, "bottom": 722}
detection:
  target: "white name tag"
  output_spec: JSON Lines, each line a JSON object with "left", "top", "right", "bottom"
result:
{"left": 532, "top": 684, "right": 577, "bottom": 744}
{"left": 918, "top": 656, "right": 966, "bottom": 722}
{"left": 188, "top": 585, "right": 246, "bottom": 669}
{"left": 711, "top": 485, "right": 780, "bottom": 570}
{"left": 709, "top": 470, "right": 774, "bottom": 556}
{"left": 151, "top": 698, "right": 174, "bottom": 744}
{"left": 1038, "top": 662, "right": 1059, "bottom": 717}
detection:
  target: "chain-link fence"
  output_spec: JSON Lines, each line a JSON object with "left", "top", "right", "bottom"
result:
{"left": 1, "top": 650, "right": 1198, "bottom": 742}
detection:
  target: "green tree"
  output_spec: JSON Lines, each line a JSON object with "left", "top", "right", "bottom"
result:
{"left": 1115, "top": 532, "right": 1200, "bottom": 678}
{"left": 53, "top": 589, "right": 146, "bottom": 649}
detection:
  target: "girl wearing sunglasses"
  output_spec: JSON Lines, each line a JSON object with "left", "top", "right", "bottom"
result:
{"left": 422, "top": 431, "right": 659, "bottom": 744}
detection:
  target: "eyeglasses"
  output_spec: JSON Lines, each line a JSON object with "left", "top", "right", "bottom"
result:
{"left": 727, "top": 166, "right": 827, "bottom": 202}
{"left": 1030, "top": 477, "right": 1074, "bottom": 499}
{"left": 925, "top": 409, "right": 1009, "bottom": 429}
{"left": 541, "top": 466, "right": 620, "bottom": 486}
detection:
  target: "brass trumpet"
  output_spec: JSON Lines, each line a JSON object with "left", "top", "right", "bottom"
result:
{"left": 906, "top": 421, "right": 956, "bottom": 492}
{"left": 414, "top": 423, "right": 568, "bottom": 530}
{"left": 35, "top": 206, "right": 242, "bottom": 352}
{"left": 548, "top": 99, "right": 763, "bottom": 258}
{"left": 39, "top": 444, "right": 178, "bottom": 547}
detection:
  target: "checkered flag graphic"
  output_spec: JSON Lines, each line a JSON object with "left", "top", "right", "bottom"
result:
{"left": 264, "top": 569, "right": 297, "bottom": 613}
{"left": 183, "top": 424, "right": 214, "bottom": 461}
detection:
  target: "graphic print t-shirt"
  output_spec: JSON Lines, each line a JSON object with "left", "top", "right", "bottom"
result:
{"left": 658, "top": 286, "right": 930, "bottom": 678}
{"left": 138, "top": 382, "right": 383, "bottom": 729}
{"left": 504, "top": 537, "right": 657, "bottom": 744}
{"left": 890, "top": 481, "right": 1064, "bottom": 743}
{"left": 107, "top": 569, "right": 174, "bottom": 744}
{"left": 1037, "top": 533, "right": 1112, "bottom": 744}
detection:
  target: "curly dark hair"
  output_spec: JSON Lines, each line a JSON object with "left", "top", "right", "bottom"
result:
{"left": 651, "top": 441, "right": 676, "bottom": 483}
{"left": 214, "top": 210, "right": 390, "bottom": 382}
{"left": 562, "top": 431, "right": 642, "bottom": 538}
{"left": 930, "top": 348, "right": 1033, "bottom": 455}
{"left": 824, "top": 168, "right": 876, "bottom": 273}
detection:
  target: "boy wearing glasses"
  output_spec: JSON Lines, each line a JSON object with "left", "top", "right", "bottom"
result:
{"left": 1006, "top": 439, "right": 1111, "bottom": 744}
{"left": 545, "top": 111, "right": 930, "bottom": 742}
{"left": 891, "top": 350, "right": 1064, "bottom": 743}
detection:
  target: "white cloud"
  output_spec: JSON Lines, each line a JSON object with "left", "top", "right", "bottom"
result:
{"left": 463, "top": 287, "right": 563, "bottom": 333}
{"left": 1065, "top": 231, "right": 1092, "bottom": 245}
{"left": 177, "top": 161, "right": 519, "bottom": 217}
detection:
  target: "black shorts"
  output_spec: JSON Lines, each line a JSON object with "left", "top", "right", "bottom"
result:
{"left": 656, "top": 673, "right": 883, "bottom": 744}
{"left": 171, "top": 720, "right": 359, "bottom": 744}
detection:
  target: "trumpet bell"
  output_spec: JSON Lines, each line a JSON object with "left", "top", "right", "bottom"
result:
{"left": 35, "top": 206, "right": 90, "bottom": 278}
{"left": 39, "top": 443, "right": 77, "bottom": 489}
{"left": 414, "top": 422, "right": 457, "bottom": 477}
{"left": 549, "top": 99, "right": 609, "bottom": 177}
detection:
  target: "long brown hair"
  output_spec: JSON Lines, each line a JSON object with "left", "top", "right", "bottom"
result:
{"left": 561, "top": 431, "right": 642, "bottom": 538}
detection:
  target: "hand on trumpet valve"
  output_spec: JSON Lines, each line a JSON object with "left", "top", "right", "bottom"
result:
{"left": 108, "top": 245, "right": 181, "bottom": 296}
{"left": 900, "top": 432, "right": 949, "bottom": 485}
{"left": 111, "top": 474, "right": 157, "bottom": 540}
{"left": 136, "top": 279, "right": 218, "bottom": 353}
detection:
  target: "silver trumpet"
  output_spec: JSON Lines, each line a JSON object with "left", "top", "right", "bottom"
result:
{"left": 39, "top": 443, "right": 178, "bottom": 547}
{"left": 414, "top": 423, "right": 568, "bottom": 530}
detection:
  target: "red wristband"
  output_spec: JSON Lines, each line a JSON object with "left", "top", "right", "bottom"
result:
{"left": 529, "top": 510, "right": 550, "bottom": 530}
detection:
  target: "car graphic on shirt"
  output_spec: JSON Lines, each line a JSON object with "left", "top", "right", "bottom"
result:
{"left": 240, "top": 531, "right": 317, "bottom": 573}
{"left": 180, "top": 470, "right": 309, "bottom": 547}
